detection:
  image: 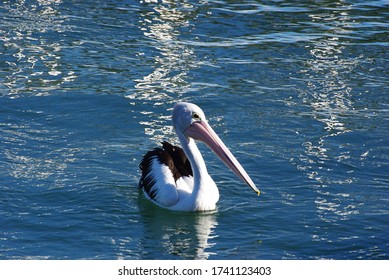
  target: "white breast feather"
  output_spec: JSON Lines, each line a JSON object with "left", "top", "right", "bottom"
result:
{"left": 145, "top": 157, "right": 179, "bottom": 207}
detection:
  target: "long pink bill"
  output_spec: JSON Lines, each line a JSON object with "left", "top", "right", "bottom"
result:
{"left": 184, "top": 121, "right": 260, "bottom": 195}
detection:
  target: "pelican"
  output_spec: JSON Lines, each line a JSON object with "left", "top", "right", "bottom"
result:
{"left": 139, "top": 102, "right": 260, "bottom": 211}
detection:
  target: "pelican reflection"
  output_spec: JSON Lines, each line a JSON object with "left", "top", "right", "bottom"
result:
{"left": 119, "top": 202, "right": 218, "bottom": 259}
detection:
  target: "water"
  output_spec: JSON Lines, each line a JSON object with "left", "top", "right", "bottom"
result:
{"left": 1, "top": 0, "right": 388, "bottom": 260}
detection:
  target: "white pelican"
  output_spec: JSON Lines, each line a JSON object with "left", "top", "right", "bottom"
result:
{"left": 139, "top": 102, "right": 260, "bottom": 211}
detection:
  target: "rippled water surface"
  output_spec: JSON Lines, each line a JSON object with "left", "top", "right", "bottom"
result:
{"left": 1, "top": 0, "right": 388, "bottom": 259}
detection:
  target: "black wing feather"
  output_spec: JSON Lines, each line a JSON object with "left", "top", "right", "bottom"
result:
{"left": 161, "top": 141, "right": 192, "bottom": 179}
{"left": 138, "top": 142, "right": 193, "bottom": 200}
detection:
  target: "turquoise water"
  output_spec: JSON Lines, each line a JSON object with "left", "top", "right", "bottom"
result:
{"left": 1, "top": 0, "right": 388, "bottom": 259}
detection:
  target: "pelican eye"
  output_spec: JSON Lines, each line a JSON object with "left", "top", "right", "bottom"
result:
{"left": 192, "top": 112, "right": 201, "bottom": 121}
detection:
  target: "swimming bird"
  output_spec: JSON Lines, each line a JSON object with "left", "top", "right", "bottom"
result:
{"left": 139, "top": 102, "right": 260, "bottom": 211}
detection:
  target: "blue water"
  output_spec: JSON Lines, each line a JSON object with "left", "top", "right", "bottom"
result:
{"left": 1, "top": 0, "right": 388, "bottom": 260}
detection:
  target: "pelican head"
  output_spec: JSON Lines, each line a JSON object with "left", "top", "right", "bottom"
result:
{"left": 173, "top": 102, "right": 260, "bottom": 195}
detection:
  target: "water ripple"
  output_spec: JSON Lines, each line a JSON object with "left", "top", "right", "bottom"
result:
{"left": 1, "top": 0, "right": 388, "bottom": 260}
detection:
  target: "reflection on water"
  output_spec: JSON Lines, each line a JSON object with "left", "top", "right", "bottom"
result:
{"left": 1, "top": 0, "right": 76, "bottom": 98}
{"left": 298, "top": 2, "right": 362, "bottom": 225}
{"left": 129, "top": 0, "right": 199, "bottom": 143}
{"left": 118, "top": 201, "right": 218, "bottom": 259}
{"left": 304, "top": 6, "right": 357, "bottom": 138}
{"left": 135, "top": 0, "right": 195, "bottom": 97}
